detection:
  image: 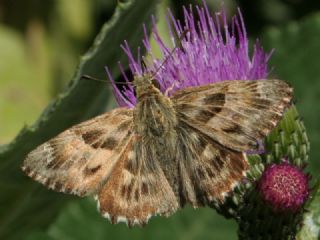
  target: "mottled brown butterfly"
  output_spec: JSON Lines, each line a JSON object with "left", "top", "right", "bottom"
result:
{"left": 22, "top": 74, "right": 292, "bottom": 227}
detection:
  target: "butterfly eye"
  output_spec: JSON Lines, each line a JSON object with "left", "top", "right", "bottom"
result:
{"left": 151, "top": 78, "right": 161, "bottom": 90}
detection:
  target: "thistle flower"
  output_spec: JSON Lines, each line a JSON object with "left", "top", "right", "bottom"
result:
{"left": 258, "top": 162, "right": 310, "bottom": 212}
{"left": 107, "top": 2, "right": 271, "bottom": 108}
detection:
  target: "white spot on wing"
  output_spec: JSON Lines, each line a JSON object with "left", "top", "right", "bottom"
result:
{"left": 133, "top": 219, "right": 140, "bottom": 225}
{"left": 103, "top": 212, "right": 111, "bottom": 220}
{"left": 127, "top": 151, "right": 135, "bottom": 160}
{"left": 117, "top": 216, "right": 128, "bottom": 224}
{"left": 146, "top": 214, "right": 152, "bottom": 222}
{"left": 203, "top": 145, "right": 214, "bottom": 159}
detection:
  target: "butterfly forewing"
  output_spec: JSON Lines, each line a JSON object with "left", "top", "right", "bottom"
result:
{"left": 22, "top": 108, "right": 133, "bottom": 196}
{"left": 173, "top": 79, "right": 293, "bottom": 152}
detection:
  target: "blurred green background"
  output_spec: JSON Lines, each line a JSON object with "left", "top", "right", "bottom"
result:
{"left": 0, "top": 0, "right": 319, "bottom": 239}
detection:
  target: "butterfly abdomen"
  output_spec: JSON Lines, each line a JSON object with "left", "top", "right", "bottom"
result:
{"left": 132, "top": 83, "right": 181, "bottom": 198}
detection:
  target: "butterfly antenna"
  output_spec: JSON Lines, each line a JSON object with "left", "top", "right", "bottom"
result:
{"left": 150, "top": 29, "right": 189, "bottom": 79}
{"left": 141, "top": 58, "right": 148, "bottom": 71}
{"left": 81, "top": 75, "right": 133, "bottom": 85}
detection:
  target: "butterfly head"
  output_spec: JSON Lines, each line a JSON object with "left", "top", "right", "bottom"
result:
{"left": 133, "top": 73, "right": 162, "bottom": 100}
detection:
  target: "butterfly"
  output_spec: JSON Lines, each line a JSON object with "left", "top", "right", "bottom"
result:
{"left": 21, "top": 74, "right": 292, "bottom": 227}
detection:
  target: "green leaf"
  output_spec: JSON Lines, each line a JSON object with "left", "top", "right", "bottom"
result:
{"left": 0, "top": 0, "right": 159, "bottom": 239}
{"left": 26, "top": 199, "right": 237, "bottom": 240}
{"left": 261, "top": 13, "right": 320, "bottom": 174}
{"left": 297, "top": 181, "right": 320, "bottom": 240}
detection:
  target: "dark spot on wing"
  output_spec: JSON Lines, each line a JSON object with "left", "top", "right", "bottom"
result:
{"left": 47, "top": 157, "right": 64, "bottom": 170}
{"left": 29, "top": 171, "right": 37, "bottom": 178}
{"left": 175, "top": 103, "right": 195, "bottom": 114}
{"left": 203, "top": 93, "right": 226, "bottom": 105}
{"left": 65, "top": 186, "right": 73, "bottom": 194}
{"left": 197, "top": 137, "right": 207, "bottom": 154}
{"left": 127, "top": 181, "right": 134, "bottom": 199}
{"left": 247, "top": 98, "right": 272, "bottom": 110}
{"left": 121, "top": 185, "right": 127, "bottom": 198}
{"left": 141, "top": 182, "right": 149, "bottom": 195}
{"left": 245, "top": 81, "right": 258, "bottom": 89}
{"left": 124, "top": 159, "right": 133, "bottom": 172}
{"left": 195, "top": 106, "right": 222, "bottom": 123}
{"left": 83, "top": 165, "right": 101, "bottom": 176}
{"left": 44, "top": 178, "right": 51, "bottom": 186}
{"left": 54, "top": 181, "right": 63, "bottom": 191}
{"left": 214, "top": 154, "right": 224, "bottom": 170}
{"left": 232, "top": 151, "right": 248, "bottom": 170}
{"left": 206, "top": 166, "right": 215, "bottom": 178}
{"left": 121, "top": 181, "right": 134, "bottom": 200}
{"left": 196, "top": 168, "right": 206, "bottom": 179}
{"left": 46, "top": 160, "right": 55, "bottom": 169}
{"left": 117, "top": 120, "right": 132, "bottom": 132}
{"left": 134, "top": 189, "right": 139, "bottom": 201}
{"left": 110, "top": 215, "right": 117, "bottom": 224}
{"left": 22, "top": 166, "right": 31, "bottom": 175}
{"left": 47, "top": 143, "right": 67, "bottom": 169}
{"left": 82, "top": 130, "right": 104, "bottom": 148}
{"left": 101, "top": 137, "right": 118, "bottom": 150}
{"left": 223, "top": 124, "right": 242, "bottom": 134}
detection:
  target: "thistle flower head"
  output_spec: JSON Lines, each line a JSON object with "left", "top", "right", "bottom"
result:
{"left": 258, "top": 162, "right": 310, "bottom": 212}
{"left": 107, "top": 2, "right": 271, "bottom": 107}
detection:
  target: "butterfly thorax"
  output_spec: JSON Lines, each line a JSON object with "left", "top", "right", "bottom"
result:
{"left": 133, "top": 75, "right": 177, "bottom": 139}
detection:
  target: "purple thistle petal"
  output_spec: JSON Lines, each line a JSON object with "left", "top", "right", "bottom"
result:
{"left": 107, "top": 2, "right": 271, "bottom": 107}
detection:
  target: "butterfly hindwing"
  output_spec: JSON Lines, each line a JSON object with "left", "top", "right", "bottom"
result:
{"left": 176, "top": 121, "right": 248, "bottom": 206}
{"left": 22, "top": 108, "right": 133, "bottom": 196}
{"left": 97, "top": 135, "right": 179, "bottom": 227}
{"left": 173, "top": 79, "right": 293, "bottom": 152}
